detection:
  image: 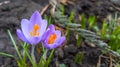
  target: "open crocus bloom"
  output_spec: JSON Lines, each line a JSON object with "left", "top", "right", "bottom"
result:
{"left": 43, "top": 24, "right": 66, "bottom": 49}
{"left": 16, "top": 11, "right": 47, "bottom": 45}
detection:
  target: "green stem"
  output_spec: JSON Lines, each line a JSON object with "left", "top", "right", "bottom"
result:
{"left": 31, "top": 45, "right": 36, "bottom": 63}
{"left": 26, "top": 50, "right": 33, "bottom": 64}
{"left": 45, "top": 49, "right": 55, "bottom": 67}
{"left": 31, "top": 45, "right": 37, "bottom": 67}
{"left": 44, "top": 49, "right": 48, "bottom": 60}
{"left": 38, "top": 49, "right": 48, "bottom": 67}
{"left": 42, "top": 43, "right": 45, "bottom": 53}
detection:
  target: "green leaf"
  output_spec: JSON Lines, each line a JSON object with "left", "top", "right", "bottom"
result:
{"left": 93, "top": 25, "right": 99, "bottom": 32}
{"left": 7, "top": 30, "right": 23, "bottom": 61}
{"left": 112, "top": 26, "right": 120, "bottom": 35}
{"left": 74, "top": 52, "right": 84, "bottom": 64}
{"left": 117, "top": 34, "right": 120, "bottom": 40}
{"left": 0, "top": 52, "right": 14, "bottom": 58}
{"left": 44, "top": 15, "right": 53, "bottom": 25}
{"left": 104, "top": 34, "right": 110, "bottom": 40}
{"left": 39, "top": 57, "right": 46, "bottom": 67}
{"left": 116, "top": 49, "right": 120, "bottom": 54}
{"left": 39, "top": 49, "right": 47, "bottom": 67}
{"left": 21, "top": 43, "right": 33, "bottom": 66}
{"left": 42, "top": 43, "right": 45, "bottom": 53}
{"left": 110, "top": 35, "right": 116, "bottom": 40}
{"left": 61, "top": 5, "right": 65, "bottom": 15}
{"left": 101, "top": 21, "right": 107, "bottom": 38}
{"left": 45, "top": 49, "right": 55, "bottom": 67}
{"left": 59, "top": 64, "right": 66, "bottom": 67}
{"left": 81, "top": 13, "right": 87, "bottom": 29}
{"left": 69, "top": 11, "right": 74, "bottom": 22}
{"left": 66, "top": 27, "right": 70, "bottom": 41}
{"left": 76, "top": 35, "right": 82, "bottom": 47}
{"left": 88, "top": 16, "right": 96, "bottom": 29}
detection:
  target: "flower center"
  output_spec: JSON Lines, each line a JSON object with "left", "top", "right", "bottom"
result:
{"left": 30, "top": 24, "right": 40, "bottom": 36}
{"left": 48, "top": 33, "right": 57, "bottom": 44}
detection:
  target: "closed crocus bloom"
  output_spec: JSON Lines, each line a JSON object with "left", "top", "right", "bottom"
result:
{"left": 16, "top": 11, "right": 47, "bottom": 45}
{"left": 43, "top": 24, "right": 66, "bottom": 49}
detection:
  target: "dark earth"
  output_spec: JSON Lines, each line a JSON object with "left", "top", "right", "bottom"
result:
{"left": 0, "top": 0, "right": 119, "bottom": 67}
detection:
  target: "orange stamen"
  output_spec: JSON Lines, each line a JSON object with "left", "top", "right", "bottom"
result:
{"left": 30, "top": 24, "right": 40, "bottom": 36}
{"left": 48, "top": 33, "right": 57, "bottom": 44}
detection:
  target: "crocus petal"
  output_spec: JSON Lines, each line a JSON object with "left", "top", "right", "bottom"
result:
{"left": 21, "top": 18, "right": 42, "bottom": 45}
{"left": 16, "top": 11, "right": 48, "bottom": 45}
{"left": 30, "top": 11, "right": 42, "bottom": 25}
{"left": 42, "top": 24, "right": 55, "bottom": 41}
{"left": 41, "top": 28, "right": 50, "bottom": 41}
{"left": 43, "top": 24, "right": 56, "bottom": 40}
{"left": 21, "top": 19, "right": 31, "bottom": 39}
{"left": 43, "top": 24, "right": 66, "bottom": 49}
{"left": 48, "top": 36, "right": 65, "bottom": 49}
{"left": 47, "top": 24, "right": 56, "bottom": 35}
{"left": 55, "top": 30, "right": 61, "bottom": 39}
{"left": 58, "top": 36, "right": 66, "bottom": 45}
{"left": 49, "top": 36, "right": 66, "bottom": 49}
{"left": 16, "top": 29, "right": 28, "bottom": 43}
{"left": 28, "top": 37, "right": 42, "bottom": 45}
{"left": 39, "top": 20, "right": 47, "bottom": 35}
{"left": 44, "top": 42, "right": 59, "bottom": 49}
{"left": 48, "top": 24, "right": 55, "bottom": 32}
{"left": 49, "top": 43, "right": 60, "bottom": 49}
{"left": 43, "top": 35, "right": 65, "bottom": 50}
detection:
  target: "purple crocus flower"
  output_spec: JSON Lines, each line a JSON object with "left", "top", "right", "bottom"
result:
{"left": 43, "top": 24, "right": 66, "bottom": 49}
{"left": 16, "top": 11, "right": 47, "bottom": 45}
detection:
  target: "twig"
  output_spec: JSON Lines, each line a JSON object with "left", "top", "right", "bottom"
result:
{"left": 97, "top": 55, "right": 102, "bottom": 67}
{"left": 109, "top": 1, "right": 120, "bottom": 12}
{"left": 109, "top": 55, "right": 112, "bottom": 67}
{"left": 49, "top": 0, "right": 57, "bottom": 15}
{"left": 40, "top": 4, "right": 50, "bottom": 15}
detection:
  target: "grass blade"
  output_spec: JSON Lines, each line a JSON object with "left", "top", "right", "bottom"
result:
{"left": 7, "top": 30, "right": 22, "bottom": 60}
{"left": 0, "top": 52, "right": 14, "bottom": 58}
